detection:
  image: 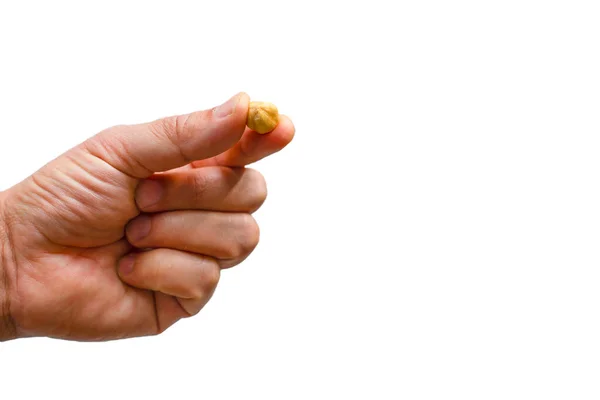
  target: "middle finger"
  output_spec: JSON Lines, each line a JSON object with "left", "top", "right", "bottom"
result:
{"left": 125, "top": 210, "right": 260, "bottom": 261}
{"left": 135, "top": 166, "right": 267, "bottom": 213}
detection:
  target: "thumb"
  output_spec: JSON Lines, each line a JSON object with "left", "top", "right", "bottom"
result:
{"left": 83, "top": 92, "right": 249, "bottom": 178}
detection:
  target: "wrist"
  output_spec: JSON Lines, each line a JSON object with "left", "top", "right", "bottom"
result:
{"left": 0, "top": 193, "right": 17, "bottom": 341}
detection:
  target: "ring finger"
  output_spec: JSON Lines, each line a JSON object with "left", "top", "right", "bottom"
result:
{"left": 126, "top": 210, "right": 260, "bottom": 266}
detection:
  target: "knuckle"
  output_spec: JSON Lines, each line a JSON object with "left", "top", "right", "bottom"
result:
{"left": 90, "top": 127, "right": 154, "bottom": 177}
{"left": 236, "top": 214, "right": 260, "bottom": 256}
{"left": 150, "top": 115, "right": 195, "bottom": 164}
{"left": 218, "top": 254, "right": 249, "bottom": 269}
{"left": 186, "top": 285, "right": 203, "bottom": 301}
{"left": 189, "top": 259, "right": 220, "bottom": 298}
{"left": 174, "top": 114, "right": 194, "bottom": 143}
{"left": 245, "top": 169, "right": 268, "bottom": 211}
{"left": 125, "top": 215, "right": 153, "bottom": 245}
{"left": 150, "top": 116, "right": 178, "bottom": 140}
{"left": 220, "top": 214, "right": 261, "bottom": 259}
{"left": 189, "top": 171, "right": 212, "bottom": 203}
{"left": 202, "top": 261, "right": 221, "bottom": 290}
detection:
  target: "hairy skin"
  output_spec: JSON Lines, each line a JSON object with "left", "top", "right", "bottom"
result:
{"left": 0, "top": 93, "right": 294, "bottom": 341}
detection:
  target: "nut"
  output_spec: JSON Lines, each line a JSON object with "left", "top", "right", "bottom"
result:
{"left": 247, "top": 101, "right": 279, "bottom": 134}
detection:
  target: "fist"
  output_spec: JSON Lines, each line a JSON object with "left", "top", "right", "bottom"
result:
{"left": 0, "top": 93, "right": 294, "bottom": 341}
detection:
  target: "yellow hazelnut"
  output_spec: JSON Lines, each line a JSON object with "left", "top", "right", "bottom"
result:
{"left": 247, "top": 101, "right": 279, "bottom": 134}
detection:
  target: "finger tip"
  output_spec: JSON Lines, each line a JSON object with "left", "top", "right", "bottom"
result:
{"left": 234, "top": 93, "right": 251, "bottom": 129}
{"left": 235, "top": 92, "right": 250, "bottom": 117}
{"left": 118, "top": 254, "right": 136, "bottom": 276}
{"left": 273, "top": 115, "right": 295, "bottom": 147}
{"left": 241, "top": 115, "right": 294, "bottom": 152}
{"left": 216, "top": 92, "right": 250, "bottom": 146}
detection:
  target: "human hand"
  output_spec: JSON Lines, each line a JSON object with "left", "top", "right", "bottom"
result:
{"left": 0, "top": 93, "right": 294, "bottom": 341}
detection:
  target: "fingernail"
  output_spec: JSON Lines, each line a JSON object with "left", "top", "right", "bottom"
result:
{"left": 126, "top": 214, "right": 152, "bottom": 243}
{"left": 214, "top": 94, "right": 240, "bottom": 118}
{"left": 136, "top": 179, "right": 163, "bottom": 210}
{"left": 119, "top": 254, "right": 136, "bottom": 275}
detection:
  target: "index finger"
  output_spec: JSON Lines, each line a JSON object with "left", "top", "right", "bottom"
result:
{"left": 191, "top": 115, "right": 295, "bottom": 168}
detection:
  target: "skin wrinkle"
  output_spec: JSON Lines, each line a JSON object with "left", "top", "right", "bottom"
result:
{"left": 190, "top": 169, "right": 212, "bottom": 204}
{"left": 29, "top": 174, "right": 105, "bottom": 244}
{"left": 148, "top": 116, "right": 194, "bottom": 166}
{"left": 53, "top": 160, "right": 136, "bottom": 225}
{"left": 84, "top": 131, "right": 154, "bottom": 179}
{"left": 52, "top": 169, "right": 108, "bottom": 214}
{"left": 174, "top": 113, "right": 197, "bottom": 164}
{"left": 28, "top": 174, "right": 60, "bottom": 212}
{"left": 238, "top": 134, "right": 254, "bottom": 161}
{"left": 109, "top": 131, "right": 156, "bottom": 178}
{"left": 64, "top": 150, "right": 131, "bottom": 195}
{"left": 81, "top": 140, "right": 151, "bottom": 182}
{"left": 26, "top": 175, "right": 91, "bottom": 245}
{"left": 175, "top": 297, "right": 193, "bottom": 317}
{"left": 26, "top": 156, "right": 137, "bottom": 247}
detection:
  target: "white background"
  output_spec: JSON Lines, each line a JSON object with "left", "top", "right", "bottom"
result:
{"left": 1, "top": 0, "right": 600, "bottom": 398}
